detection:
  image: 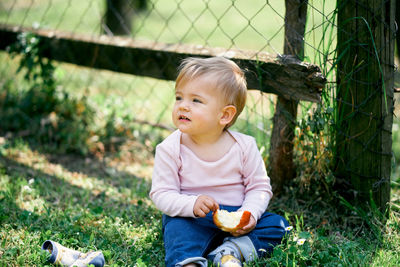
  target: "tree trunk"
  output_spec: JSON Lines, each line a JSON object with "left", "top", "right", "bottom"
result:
{"left": 104, "top": 0, "right": 135, "bottom": 36}
{"left": 335, "top": 0, "right": 395, "bottom": 213}
{"left": 269, "top": 0, "right": 308, "bottom": 193}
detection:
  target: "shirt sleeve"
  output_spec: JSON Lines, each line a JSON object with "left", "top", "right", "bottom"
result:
{"left": 239, "top": 137, "right": 273, "bottom": 221}
{"left": 149, "top": 142, "right": 198, "bottom": 218}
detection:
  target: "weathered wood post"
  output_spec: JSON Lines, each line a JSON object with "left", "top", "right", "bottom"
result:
{"left": 397, "top": 0, "right": 400, "bottom": 59}
{"left": 268, "top": 0, "right": 308, "bottom": 193}
{"left": 335, "top": 0, "right": 395, "bottom": 212}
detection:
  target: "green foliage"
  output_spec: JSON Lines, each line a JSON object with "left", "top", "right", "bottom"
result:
{"left": 392, "top": 117, "right": 400, "bottom": 181}
{"left": 256, "top": 207, "right": 397, "bottom": 267}
{"left": 1, "top": 32, "right": 96, "bottom": 154}
{"left": 291, "top": 103, "right": 336, "bottom": 197}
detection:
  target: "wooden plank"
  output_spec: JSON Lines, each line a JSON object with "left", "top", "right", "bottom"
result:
{"left": 0, "top": 23, "right": 326, "bottom": 102}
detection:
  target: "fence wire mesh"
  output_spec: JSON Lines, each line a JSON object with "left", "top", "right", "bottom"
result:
{"left": 0, "top": 0, "right": 398, "bottom": 189}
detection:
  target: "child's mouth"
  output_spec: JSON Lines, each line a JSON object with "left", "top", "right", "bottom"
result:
{"left": 179, "top": 115, "right": 191, "bottom": 121}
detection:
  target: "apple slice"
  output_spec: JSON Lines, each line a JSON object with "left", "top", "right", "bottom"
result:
{"left": 213, "top": 209, "right": 251, "bottom": 232}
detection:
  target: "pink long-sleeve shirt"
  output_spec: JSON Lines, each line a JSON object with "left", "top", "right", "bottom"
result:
{"left": 149, "top": 130, "right": 273, "bottom": 221}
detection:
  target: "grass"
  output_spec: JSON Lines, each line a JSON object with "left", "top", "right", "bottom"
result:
{"left": 0, "top": 137, "right": 163, "bottom": 266}
{"left": 1, "top": 137, "right": 400, "bottom": 266}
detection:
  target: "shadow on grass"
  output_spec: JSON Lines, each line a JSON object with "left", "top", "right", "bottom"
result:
{"left": 0, "top": 146, "right": 165, "bottom": 265}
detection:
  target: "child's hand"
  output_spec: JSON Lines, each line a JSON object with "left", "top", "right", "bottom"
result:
{"left": 231, "top": 215, "right": 256, "bottom": 236}
{"left": 193, "top": 195, "right": 219, "bottom": 217}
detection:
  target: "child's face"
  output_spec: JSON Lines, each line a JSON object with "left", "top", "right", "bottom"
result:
{"left": 173, "top": 75, "right": 227, "bottom": 137}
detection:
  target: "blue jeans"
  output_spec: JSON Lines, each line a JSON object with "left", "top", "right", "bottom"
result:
{"left": 162, "top": 205, "right": 289, "bottom": 267}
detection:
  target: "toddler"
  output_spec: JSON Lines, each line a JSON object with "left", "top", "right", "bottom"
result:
{"left": 150, "top": 57, "right": 289, "bottom": 267}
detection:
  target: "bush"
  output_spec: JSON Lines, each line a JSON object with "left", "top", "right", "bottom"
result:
{"left": 0, "top": 32, "right": 97, "bottom": 154}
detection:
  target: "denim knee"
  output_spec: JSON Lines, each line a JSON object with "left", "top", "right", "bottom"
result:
{"left": 162, "top": 214, "right": 219, "bottom": 267}
{"left": 247, "top": 212, "right": 290, "bottom": 256}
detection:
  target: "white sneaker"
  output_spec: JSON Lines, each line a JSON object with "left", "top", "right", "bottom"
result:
{"left": 219, "top": 254, "right": 242, "bottom": 267}
{"left": 41, "top": 240, "right": 105, "bottom": 267}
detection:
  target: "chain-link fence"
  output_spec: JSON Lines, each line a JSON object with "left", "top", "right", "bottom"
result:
{"left": 0, "top": 0, "right": 398, "bottom": 205}
{"left": 0, "top": 0, "right": 334, "bottom": 142}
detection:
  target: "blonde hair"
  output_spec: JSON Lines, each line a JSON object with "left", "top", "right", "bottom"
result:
{"left": 175, "top": 57, "right": 247, "bottom": 128}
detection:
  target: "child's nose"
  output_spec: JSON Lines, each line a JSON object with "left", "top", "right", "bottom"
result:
{"left": 179, "top": 101, "right": 190, "bottom": 111}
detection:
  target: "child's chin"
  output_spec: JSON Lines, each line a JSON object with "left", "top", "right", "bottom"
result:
{"left": 179, "top": 128, "right": 192, "bottom": 134}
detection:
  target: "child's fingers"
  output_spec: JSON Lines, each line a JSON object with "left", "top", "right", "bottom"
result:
{"left": 209, "top": 197, "right": 219, "bottom": 211}
{"left": 196, "top": 209, "right": 207, "bottom": 217}
{"left": 194, "top": 204, "right": 208, "bottom": 217}
{"left": 202, "top": 196, "right": 218, "bottom": 211}
{"left": 205, "top": 196, "right": 219, "bottom": 211}
{"left": 194, "top": 195, "right": 219, "bottom": 216}
{"left": 200, "top": 204, "right": 211, "bottom": 215}
{"left": 231, "top": 229, "right": 246, "bottom": 236}
{"left": 241, "top": 215, "right": 256, "bottom": 230}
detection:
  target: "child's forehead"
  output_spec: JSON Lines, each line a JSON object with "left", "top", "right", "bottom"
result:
{"left": 176, "top": 74, "right": 219, "bottom": 91}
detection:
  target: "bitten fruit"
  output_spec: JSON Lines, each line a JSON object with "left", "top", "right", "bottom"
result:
{"left": 213, "top": 209, "right": 251, "bottom": 232}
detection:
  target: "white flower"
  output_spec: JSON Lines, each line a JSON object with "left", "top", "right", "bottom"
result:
{"left": 28, "top": 178, "right": 35, "bottom": 184}
{"left": 22, "top": 185, "right": 32, "bottom": 192}
{"left": 297, "top": 238, "right": 306, "bottom": 245}
{"left": 285, "top": 226, "right": 293, "bottom": 231}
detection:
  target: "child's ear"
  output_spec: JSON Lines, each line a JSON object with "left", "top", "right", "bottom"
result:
{"left": 220, "top": 105, "right": 237, "bottom": 126}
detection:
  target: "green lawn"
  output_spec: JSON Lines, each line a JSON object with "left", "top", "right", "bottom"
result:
{"left": 0, "top": 137, "right": 399, "bottom": 266}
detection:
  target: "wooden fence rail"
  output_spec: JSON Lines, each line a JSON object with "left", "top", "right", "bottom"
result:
{"left": 0, "top": 24, "right": 326, "bottom": 102}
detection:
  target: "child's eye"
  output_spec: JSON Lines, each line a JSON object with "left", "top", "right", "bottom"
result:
{"left": 193, "top": 98, "right": 202, "bottom": 103}
{"left": 175, "top": 96, "right": 182, "bottom": 101}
